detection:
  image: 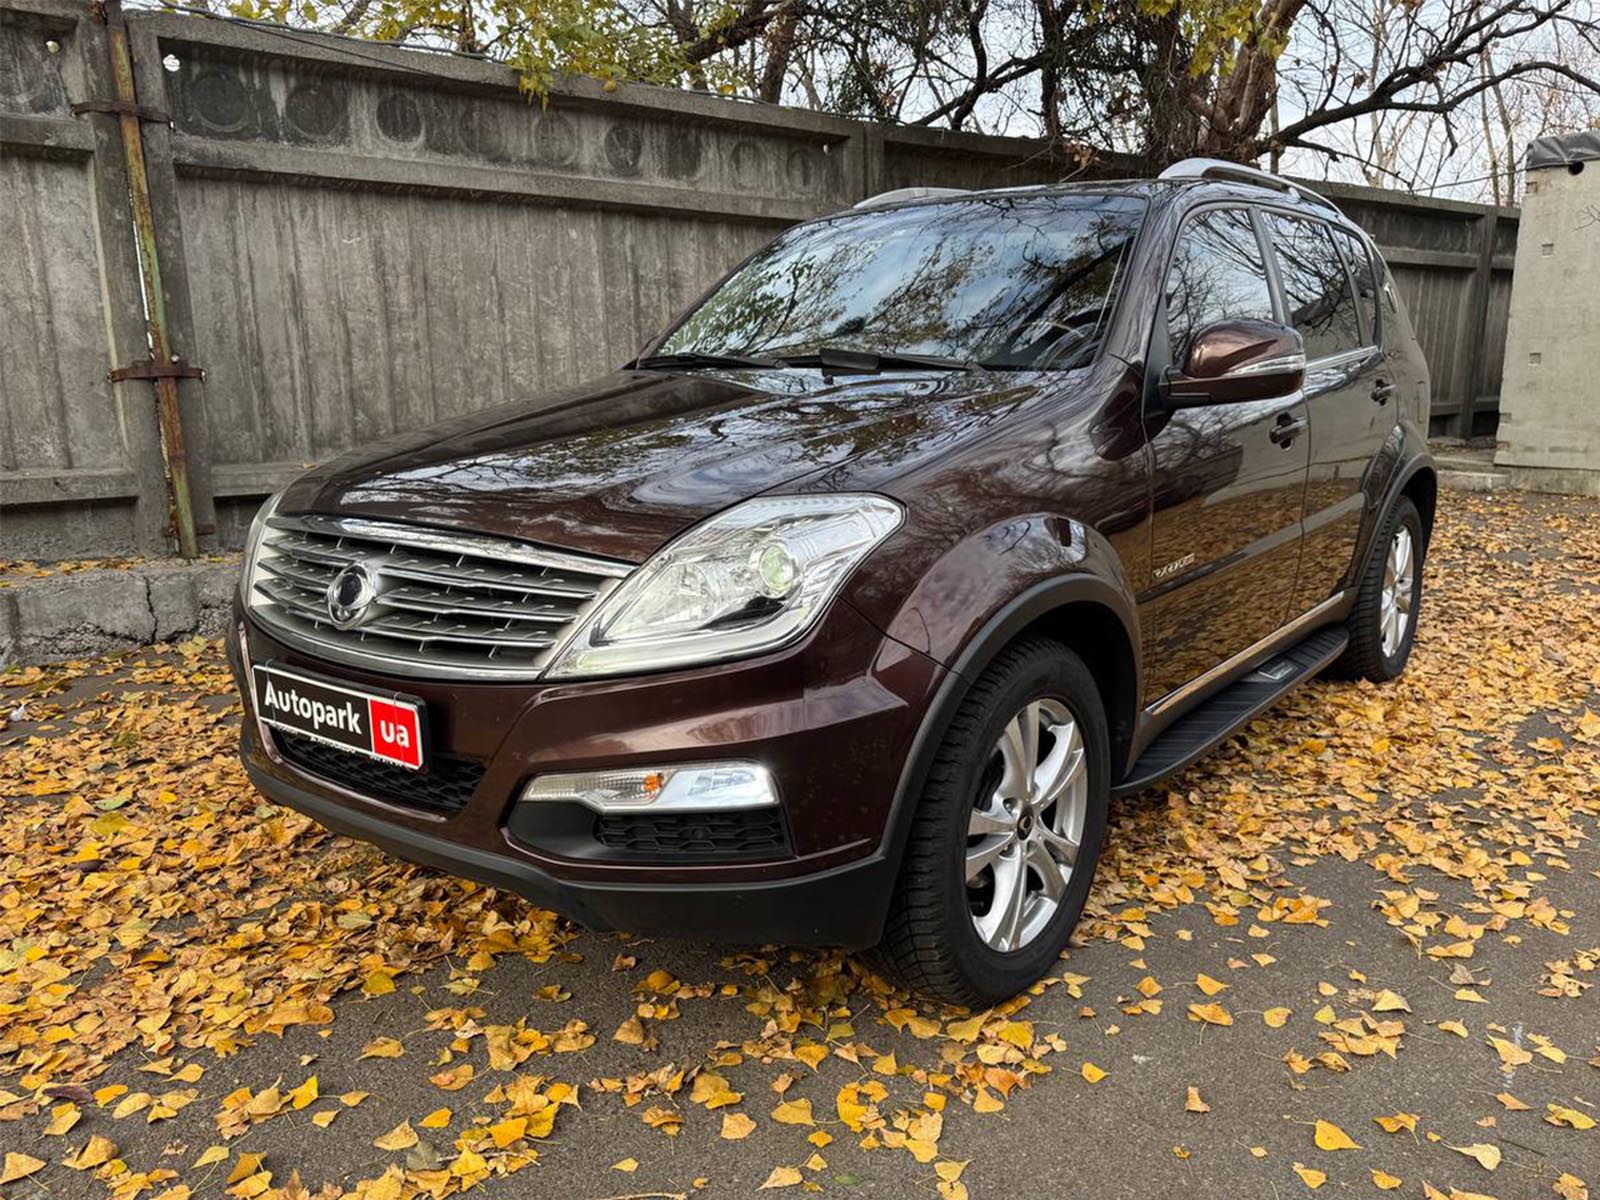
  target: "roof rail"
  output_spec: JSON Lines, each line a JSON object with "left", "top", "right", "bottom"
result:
{"left": 853, "top": 186, "right": 970, "bottom": 210}
{"left": 1158, "top": 157, "right": 1340, "bottom": 213}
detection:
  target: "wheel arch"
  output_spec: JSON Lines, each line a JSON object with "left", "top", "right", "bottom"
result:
{"left": 1355, "top": 452, "right": 1437, "bottom": 586}
{"left": 1401, "top": 464, "right": 1437, "bottom": 550}
{"left": 876, "top": 573, "right": 1142, "bottom": 888}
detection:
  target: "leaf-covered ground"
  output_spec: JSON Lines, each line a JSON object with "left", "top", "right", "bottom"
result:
{"left": 2, "top": 488, "right": 1597, "bottom": 1200}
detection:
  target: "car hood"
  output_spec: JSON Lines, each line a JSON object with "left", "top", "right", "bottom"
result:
{"left": 282, "top": 367, "right": 1050, "bottom": 562}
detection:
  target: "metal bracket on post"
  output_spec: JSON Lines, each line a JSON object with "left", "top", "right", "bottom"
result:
{"left": 71, "top": 98, "right": 171, "bottom": 124}
{"left": 108, "top": 359, "right": 205, "bottom": 384}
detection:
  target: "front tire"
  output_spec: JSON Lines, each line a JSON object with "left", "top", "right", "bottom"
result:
{"left": 1334, "top": 495, "right": 1426, "bottom": 682}
{"left": 876, "top": 638, "right": 1110, "bottom": 1006}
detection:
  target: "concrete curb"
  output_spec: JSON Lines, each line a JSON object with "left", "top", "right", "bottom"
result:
{"left": 0, "top": 558, "right": 239, "bottom": 667}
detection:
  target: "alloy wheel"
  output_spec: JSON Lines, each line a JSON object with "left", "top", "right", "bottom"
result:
{"left": 966, "top": 698, "right": 1087, "bottom": 953}
{"left": 1380, "top": 525, "right": 1416, "bottom": 658}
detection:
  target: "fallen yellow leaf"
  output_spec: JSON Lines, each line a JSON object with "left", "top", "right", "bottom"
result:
{"left": 287, "top": 1075, "right": 318, "bottom": 1110}
{"left": 67, "top": 1137, "right": 119, "bottom": 1171}
{"left": 1188, "top": 1002, "right": 1233, "bottom": 1026}
{"left": 1314, "top": 1119, "right": 1360, "bottom": 1151}
{"left": 1293, "top": 1162, "right": 1327, "bottom": 1189}
{"left": 374, "top": 1121, "right": 418, "bottom": 1151}
{"left": 1449, "top": 1142, "right": 1502, "bottom": 1170}
{"left": 772, "top": 1098, "right": 814, "bottom": 1125}
{"left": 1547, "top": 1104, "right": 1597, "bottom": 1131}
{"left": 0, "top": 1154, "right": 46, "bottom": 1185}
{"left": 1375, "top": 1112, "right": 1417, "bottom": 1134}
{"left": 227, "top": 1153, "right": 265, "bottom": 1185}
{"left": 360, "top": 1037, "right": 404, "bottom": 1059}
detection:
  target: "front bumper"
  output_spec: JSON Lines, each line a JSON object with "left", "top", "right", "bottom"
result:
{"left": 229, "top": 596, "right": 944, "bottom": 948}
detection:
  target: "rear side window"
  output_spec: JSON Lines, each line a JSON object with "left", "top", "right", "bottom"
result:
{"left": 1164, "top": 207, "right": 1276, "bottom": 364}
{"left": 1265, "top": 213, "right": 1365, "bottom": 360}
{"left": 1332, "top": 227, "right": 1381, "bottom": 345}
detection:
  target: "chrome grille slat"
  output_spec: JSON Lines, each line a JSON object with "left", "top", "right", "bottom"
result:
{"left": 246, "top": 515, "right": 632, "bottom": 680}
{"left": 269, "top": 532, "right": 602, "bottom": 601}
{"left": 367, "top": 557, "right": 600, "bottom": 601}
{"left": 254, "top": 575, "right": 327, "bottom": 615}
{"left": 376, "top": 583, "right": 578, "bottom": 624}
{"left": 258, "top": 555, "right": 339, "bottom": 591}
{"left": 360, "top": 610, "right": 557, "bottom": 648}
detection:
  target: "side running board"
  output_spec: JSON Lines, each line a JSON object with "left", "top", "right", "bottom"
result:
{"left": 1115, "top": 626, "right": 1349, "bottom": 794}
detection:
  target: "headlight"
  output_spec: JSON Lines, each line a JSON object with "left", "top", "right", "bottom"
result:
{"left": 239, "top": 488, "right": 285, "bottom": 604}
{"left": 545, "top": 495, "right": 903, "bottom": 679}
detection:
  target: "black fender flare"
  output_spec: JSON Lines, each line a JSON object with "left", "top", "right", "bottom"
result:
{"left": 1354, "top": 448, "right": 1437, "bottom": 586}
{"left": 869, "top": 570, "right": 1140, "bottom": 906}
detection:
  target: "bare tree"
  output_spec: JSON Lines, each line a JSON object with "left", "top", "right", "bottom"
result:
{"left": 204, "top": 0, "right": 1600, "bottom": 197}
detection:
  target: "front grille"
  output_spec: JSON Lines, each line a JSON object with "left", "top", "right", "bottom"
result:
{"left": 593, "top": 810, "right": 791, "bottom": 858}
{"left": 275, "top": 729, "right": 485, "bottom": 816}
{"left": 247, "top": 514, "right": 631, "bottom": 678}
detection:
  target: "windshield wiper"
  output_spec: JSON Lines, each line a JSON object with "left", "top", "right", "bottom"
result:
{"left": 632, "top": 350, "right": 780, "bottom": 371}
{"left": 777, "top": 346, "right": 989, "bottom": 373}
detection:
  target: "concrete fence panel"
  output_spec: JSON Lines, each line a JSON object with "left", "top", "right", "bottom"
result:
{"left": 0, "top": 0, "right": 175, "bottom": 557}
{"left": 0, "top": 3, "right": 1519, "bottom": 562}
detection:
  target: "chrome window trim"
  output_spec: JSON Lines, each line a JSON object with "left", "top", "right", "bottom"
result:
{"left": 1256, "top": 207, "right": 1380, "bottom": 360}
{"left": 1304, "top": 345, "right": 1379, "bottom": 371}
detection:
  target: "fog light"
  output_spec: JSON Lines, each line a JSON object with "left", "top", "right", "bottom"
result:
{"left": 519, "top": 763, "right": 778, "bottom": 813}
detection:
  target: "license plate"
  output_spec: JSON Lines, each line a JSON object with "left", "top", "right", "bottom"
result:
{"left": 252, "top": 662, "right": 426, "bottom": 771}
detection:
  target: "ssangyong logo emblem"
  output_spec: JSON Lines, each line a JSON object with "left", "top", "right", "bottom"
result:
{"left": 326, "top": 562, "right": 379, "bottom": 629}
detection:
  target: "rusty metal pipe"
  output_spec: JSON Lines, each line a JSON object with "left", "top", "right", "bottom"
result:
{"left": 100, "top": 0, "right": 199, "bottom": 558}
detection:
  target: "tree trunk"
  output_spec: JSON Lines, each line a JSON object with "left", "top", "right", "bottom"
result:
{"left": 758, "top": 7, "right": 799, "bottom": 104}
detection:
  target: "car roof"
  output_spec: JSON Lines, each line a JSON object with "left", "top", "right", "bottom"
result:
{"left": 852, "top": 176, "right": 1371, "bottom": 243}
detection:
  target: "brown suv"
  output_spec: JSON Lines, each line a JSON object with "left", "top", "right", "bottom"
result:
{"left": 229, "top": 159, "right": 1435, "bottom": 1003}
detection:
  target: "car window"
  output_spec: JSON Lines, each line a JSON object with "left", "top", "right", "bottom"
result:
{"left": 1163, "top": 207, "right": 1275, "bottom": 367}
{"left": 1265, "top": 213, "right": 1365, "bottom": 360}
{"left": 658, "top": 194, "right": 1147, "bottom": 370}
{"left": 1332, "top": 227, "right": 1381, "bottom": 346}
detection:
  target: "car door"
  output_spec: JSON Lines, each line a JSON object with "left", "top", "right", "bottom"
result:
{"left": 1260, "top": 212, "right": 1395, "bottom": 614}
{"left": 1139, "top": 205, "right": 1312, "bottom": 704}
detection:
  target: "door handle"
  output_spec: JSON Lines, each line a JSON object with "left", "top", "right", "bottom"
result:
{"left": 1371, "top": 379, "right": 1396, "bottom": 405}
{"left": 1270, "top": 413, "right": 1307, "bottom": 447}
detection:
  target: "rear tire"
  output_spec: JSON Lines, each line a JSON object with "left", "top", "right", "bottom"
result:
{"left": 1333, "top": 496, "right": 1425, "bottom": 682}
{"left": 876, "top": 637, "right": 1109, "bottom": 1006}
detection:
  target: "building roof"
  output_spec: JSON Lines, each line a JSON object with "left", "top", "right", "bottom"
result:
{"left": 1526, "top": 129, "right": 1600, "bottom": 171}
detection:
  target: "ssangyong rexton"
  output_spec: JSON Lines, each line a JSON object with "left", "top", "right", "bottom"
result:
{"left": 230, "top": 159, "right": 1436, "bottom": 1004}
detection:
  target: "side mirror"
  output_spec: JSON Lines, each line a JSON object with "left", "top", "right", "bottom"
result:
{"left": 1161, "top": 319, "right": 1305, "bottom": 407}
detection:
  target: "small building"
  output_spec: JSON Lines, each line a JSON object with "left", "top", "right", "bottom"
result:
{"left": 1495, "top": 130, "right": 1600, "bottom": 494}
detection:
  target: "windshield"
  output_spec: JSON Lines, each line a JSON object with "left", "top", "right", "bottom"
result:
{"left": 656, "top": 193, "right": 1146, "bottom": 371}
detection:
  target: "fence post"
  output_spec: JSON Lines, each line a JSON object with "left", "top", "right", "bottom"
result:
{"left": 95, "top": 0, "right": 211, "bottom": 556}
{"left": 63, "top": 0, "right": 173, "bottom": 554}
{"left": 1458, "top": 210, "right": 1499, "bottom": 438}
{"left": 126, "top": 12, "right": 217, "bottom": 541}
